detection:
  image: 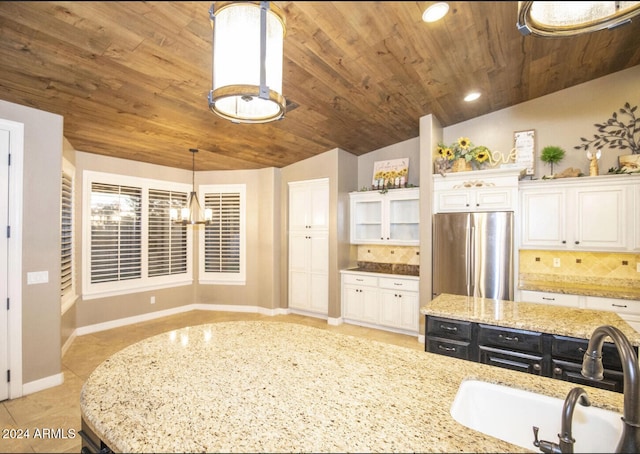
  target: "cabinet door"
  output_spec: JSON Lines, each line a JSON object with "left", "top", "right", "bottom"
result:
{"left": 520, "top": 188, "right": 565, "bottom": 248}
{"left": 387, "top": 195, "right": 419, "bottom": 244}
{"left": 436, "top": 189, "right": 473, "bottom": 212}
{"left": 474, "top": 188, "right": 514, "bottom": 211}
{"left": 379, "top": 290, "right": 418, "bottom": 331}
{"left": 351, "top": 197, "right": 383, "bottom": 244}
{"left": 308, "top": 232, "right": 329, "bottom": 313}
{"left": 288, "top": 232, "right": 310, "bottom": 310}
{"left": 289, "top": 179, "right": 329, "bottom": 230}
{"left": 573, "top": 186, "right": 627, "bottom": 250}
{"left": 343, "top": 285, "right": 379, "bottom": 323}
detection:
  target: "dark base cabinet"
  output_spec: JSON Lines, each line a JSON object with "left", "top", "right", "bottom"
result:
{"left": 425, "top": 315, "right": 637, "bottom": 394}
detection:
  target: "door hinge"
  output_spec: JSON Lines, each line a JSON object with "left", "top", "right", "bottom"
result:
{"left": 6, "top": 370, "right": 9, "bottom": 383}
{"left": 7, "top": 153, "right": 10, "bottom": 166}
{"left": 5, "top": 298, "right": 8, "bottom": 310}
{"left": 6, "top": 225, "right": 9, "bottom": 238}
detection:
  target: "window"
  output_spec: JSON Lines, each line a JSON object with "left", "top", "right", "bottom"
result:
{"left": 83, "top": 171, "right": 192, "bottom": 299}
{"left": 61, "top": 158, "right": 76, "bottom": 313}
{"left": 199, "top": 184, "right": 246, "bottom": 285}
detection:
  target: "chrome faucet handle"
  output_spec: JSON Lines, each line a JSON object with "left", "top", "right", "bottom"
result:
{"left": 533, "top": 426, "right": 562, "bottom": 454}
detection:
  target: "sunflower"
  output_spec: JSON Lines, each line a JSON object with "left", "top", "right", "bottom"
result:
{"left": 474, "top": 146, "right": 490, "bottom": 163}
{"left": 457, "top": 137, "right": 471, "bottom": 150}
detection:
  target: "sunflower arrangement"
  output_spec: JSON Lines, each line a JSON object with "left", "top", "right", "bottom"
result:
{"left": 436, "top": 137, "right": 491, "bottom": 168}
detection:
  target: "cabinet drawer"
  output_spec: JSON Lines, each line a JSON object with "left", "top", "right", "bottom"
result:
{"left": 477, "top": 324, "right": 545, "bottom": 354}
{"left": 520, "top": 290, "right": 580, "bottom": 308}
{"left": 426, "top": 337, "right": 472, "bottom": 361}
{"left": 478, "top": 346, "right": 546, "bottom": 376}
{"left": 427, "top": 316, "right": 473, "bottom": 341}
{"left": 552, "top": 335, "right": 634, "bottom": 371}
{"left": 342, "top": 273, "right": 378, "bottom": 287}
{"left": 585, "top": 296, "right": 640, "bottom": 315}
{"left": 551, "top": 359, "right": 623, "bottom": 393}
{"left": 378, "top": 277, "right": 419, "bottom": 292}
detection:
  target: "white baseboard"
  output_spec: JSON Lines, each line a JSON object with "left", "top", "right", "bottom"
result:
{"left": 23, "top": 372, "right": 64, "bottom": 396}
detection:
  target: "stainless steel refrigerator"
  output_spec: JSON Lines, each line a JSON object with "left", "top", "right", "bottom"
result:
{"left": 433, "top": 211, "right": 514, "bottom": 300}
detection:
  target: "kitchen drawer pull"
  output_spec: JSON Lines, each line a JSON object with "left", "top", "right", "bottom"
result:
{"left": 438, "top": 345, "right": 456, "bottom": 352}
{"left": 355, "top": 278, "right": 364, "bottom": 282}
{"left": 498, "top": 334, "right": 519, "bottom": 342}
{"left": 393, "top": 282, "right": 403, "bottom": 286}
{"left": 612, "top": 303, "right": 628, "bottom": 308}
{"left": 439, "top": 324, "right": 458, "bottom": 332}
{"left": 577, "top": 347, "right": 586, "bottom": 354}
{"left": 542, "top": 297, "right": 555, "bottom": 301}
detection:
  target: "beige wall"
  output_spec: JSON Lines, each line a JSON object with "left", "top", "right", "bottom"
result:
{"left": 442, "top": 65, "right": 640, "bottom": 179}
{"left": 0, "top": 99, "right": 63, "bottom": 385}
{"left": 280, "top": 148, "right": 358, "bottom": 319}
{"left": 195, "top": 167, "right": 280, "bottom": 310}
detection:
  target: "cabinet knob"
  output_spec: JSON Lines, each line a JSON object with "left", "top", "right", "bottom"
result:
{"left": 575, "top": 240, "right": 580, "bottom": 245}
{"left": 533, "top": 363, "right": 541, "bottom": 371}
{"left": 553, "top": 367, "right": 563, "bottom": 375}
{"left": 476, "top": 203, "right": 479, "bottom": 207}
{"left": 562, "top": 240, "right": 566, "bottom": 244}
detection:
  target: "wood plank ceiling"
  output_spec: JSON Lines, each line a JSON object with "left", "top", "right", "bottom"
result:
{"left": 0, "top": 1, "right": 639, "bottom": 171}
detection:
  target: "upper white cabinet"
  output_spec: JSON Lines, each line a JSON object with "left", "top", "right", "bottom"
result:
{"left": 289, "top": 178, "right": 330, "bottom": 231}
{"left": 433, "top": 168, "right": 522, "bottom": 213}
{"left": 520, "top": 176, "right": 637, "bottom": 251}
{"left": 349, "top": 188, "right": 419, "bottom": 245}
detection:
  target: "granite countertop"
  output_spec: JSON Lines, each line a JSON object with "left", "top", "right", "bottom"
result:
{"left": 341, "top": 261, "right": 419, "bottom": 277}
{"left": 519, "top": 273, "right": 640, "bottom": 301}
{"left": 421, "top": 293, "right": 640, "bottom": 345}
{"left": 81, "top": 320, "right": 624, "bottom": 453}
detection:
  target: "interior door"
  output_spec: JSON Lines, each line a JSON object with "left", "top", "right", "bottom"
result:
{"left": 0, "top": 127, "right": 9, "bottom": 401}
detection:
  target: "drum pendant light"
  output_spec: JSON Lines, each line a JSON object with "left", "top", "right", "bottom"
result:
{"left": 208, "top": 1, "right": 286, "bottom": 123}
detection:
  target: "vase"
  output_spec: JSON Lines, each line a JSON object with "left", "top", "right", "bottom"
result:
{"left": 452, "top": 158, "right": 472, "bottom": 172}
{"left": 618, "top": 154, "right": 640, "bottom": 172}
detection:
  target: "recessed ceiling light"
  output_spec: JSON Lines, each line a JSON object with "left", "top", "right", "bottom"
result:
{"left": 464, "top": 92, "right": 481, "bottom": 102}
{"left": 422, "top": 2, "right": 450, "bottom": 23}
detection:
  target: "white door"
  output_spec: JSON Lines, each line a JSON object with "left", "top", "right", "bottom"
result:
{"left": 0, "top": 128, "right": 9, "bottom": 401}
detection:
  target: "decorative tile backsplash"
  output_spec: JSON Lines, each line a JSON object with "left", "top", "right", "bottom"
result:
{"left": 519, "top": 250, "right": 640, "bottom": 281}
{"left": 357, "top": 245, "right": 420, "bottom": 265}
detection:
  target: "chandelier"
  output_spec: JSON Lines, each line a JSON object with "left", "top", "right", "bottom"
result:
{"left": 171, "top": 149, "right": 212, "bottom": 225}
{"left": 517, "top": 1, "right": 640, "bottom": 36}
{"left": 208, "top": 1, "right": 286, "bottom": 124}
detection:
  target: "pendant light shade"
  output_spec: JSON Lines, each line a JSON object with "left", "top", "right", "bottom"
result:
{"left": 208, "top": 1, "right": 286, "bottom": 124}
{"left": 171, "top": 149, "right": 213, "bottom": 225}
{"left": 517, "top": 1, "right": 640, "bottom": 37}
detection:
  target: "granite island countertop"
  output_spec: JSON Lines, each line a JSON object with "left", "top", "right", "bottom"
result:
{"left": 80, "top": 320, "right": 625, "bottom": 453}
{"left": 421, "top": 293, "right": 640, "bottom": 345}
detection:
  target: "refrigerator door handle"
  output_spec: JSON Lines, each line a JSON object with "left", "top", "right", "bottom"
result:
{"left": 466, "top": 224, "right": 473, "bottom": 296}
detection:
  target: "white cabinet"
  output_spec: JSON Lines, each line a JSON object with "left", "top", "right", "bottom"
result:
{"left": 635, "top": 184, "right": 640, "bottom": 250}
{"left": 349, "top": 188, "right": 419, "bottom": 245}
{"left": 289, "top": 178, "right": 329, "bottom": 231}
{"left": 342, "top": 273, "right": 379, "bottom": 324}
{"left": 585, "top": 296, "right": 640, "bottom": 333}
{"left": 520, "top": 177, "right": 635, "bottom": 251}
{"left": 433, "top": 168, "right": 521, "bottom": 213}
{"left": 288, "top": 179, "right": 329, "bottom": 316}
{"left": 341, "top": 271, "right": 419, "bottom": 334}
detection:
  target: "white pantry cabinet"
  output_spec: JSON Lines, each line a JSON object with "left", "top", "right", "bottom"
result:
{"left": 349, "top": 187, "right": 419, "bottom": 245}
{"left": 288, "top": 178, "right": 329, "bottom": 316}
{"left": 341, "top": 270, "right": 419, "bottom": 334}
{"left": 519, "top": 176, "right": 637, "bottom": 251}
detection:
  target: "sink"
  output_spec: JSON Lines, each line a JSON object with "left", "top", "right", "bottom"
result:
{"left": 450, "top": 379, "right": 623, "bottom": 453}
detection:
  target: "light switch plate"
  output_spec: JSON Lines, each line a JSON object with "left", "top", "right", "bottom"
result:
{"left": 553, "top": 258, "right": 560, "bottom": 268}
{"left": 27, "top": 271, "right": 49, "bottom": 285}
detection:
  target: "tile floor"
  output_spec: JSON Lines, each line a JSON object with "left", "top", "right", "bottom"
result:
{"left": 0, "top": 311, "right": 423, "bottom": 453}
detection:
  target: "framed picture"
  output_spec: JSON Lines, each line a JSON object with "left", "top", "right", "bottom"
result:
{"left": 372, "top": 158, "right": 409, "bottom": 189}
{"left": 514, "top": 129, "right": 536, "bottom": 176}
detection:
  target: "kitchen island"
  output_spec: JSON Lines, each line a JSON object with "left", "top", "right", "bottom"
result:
{"left": 81, "top": 319, "right": 625, "bottom": 453}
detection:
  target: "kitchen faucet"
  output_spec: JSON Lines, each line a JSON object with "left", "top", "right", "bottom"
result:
{"left": 582, "top": 325, "right": 640, "bottom": 453}
{"left": 532, "top": 387, "right": 591, "bottom": 454}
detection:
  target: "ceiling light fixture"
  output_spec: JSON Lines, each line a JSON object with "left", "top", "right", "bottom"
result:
{"left": 208, "top": 1, "right": 287, "bottom": 124}
{"left": 517, "top": 1, "right": 640, "bottom": 37}
{"left": 464, "top": 92, "right": 481, "bottom": 102}
{"left": 422, "top": 2, "right": 450, "bottom": 22}
{"left": 171, "top": 149, "right": 212, "bottom": 225}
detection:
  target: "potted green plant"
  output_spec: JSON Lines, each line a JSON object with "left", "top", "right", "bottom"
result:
{"left": 540, "top": 145, "right": 565, "bottom": 176}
